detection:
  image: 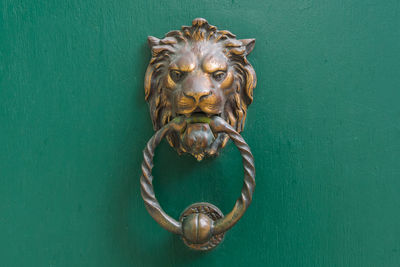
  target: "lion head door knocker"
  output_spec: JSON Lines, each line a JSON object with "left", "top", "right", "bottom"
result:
{"left": 140, "top": 18, "right": 256, "bottom": 250}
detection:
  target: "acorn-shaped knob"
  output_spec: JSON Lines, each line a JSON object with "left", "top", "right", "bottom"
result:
{"left": 181, "top": 213, "right": 214, "bottom": 244}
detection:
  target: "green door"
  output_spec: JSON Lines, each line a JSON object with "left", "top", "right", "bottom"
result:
{"left": 1, "top": 1, "right": 399, "bottom": 266}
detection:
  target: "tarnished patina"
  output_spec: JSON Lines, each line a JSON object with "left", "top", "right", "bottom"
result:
{"left": 140, "top": 116, "right": 255, "bottom": 250}
{"left": 140, "top": 18, "right": 257, "bottom": 251}
{"left": 144, "top": 18, "right": 256, "bottom": 160}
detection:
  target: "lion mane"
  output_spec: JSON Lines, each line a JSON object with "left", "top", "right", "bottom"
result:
{"left": 144, "top": 18, "right": 256, "bottom": 153}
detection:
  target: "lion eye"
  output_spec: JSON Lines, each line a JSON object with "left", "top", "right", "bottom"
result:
{"left": 212, "top": 71, "right": 226, "bottom": 82}
{"left": 170, "top": 70, "right": 185, "bottom": 82}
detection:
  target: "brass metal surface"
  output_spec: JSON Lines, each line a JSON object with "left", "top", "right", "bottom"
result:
{"left": 140, "top": 116, "right": 255, "bottom": 250}
{"left": 140, "top": 18, "right": 257, "bottom": 250}
{"left": 144, "top": 18, "right": 256, "bottom": 160}
{"left": 179, "top": 203, "right": 225, "bottom": 251}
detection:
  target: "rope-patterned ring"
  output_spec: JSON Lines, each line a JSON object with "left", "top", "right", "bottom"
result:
{"left": 140, "top": 116, "right": 255, "bottom": 236}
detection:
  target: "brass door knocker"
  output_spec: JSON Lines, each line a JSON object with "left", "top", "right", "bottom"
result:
{"left": 140, "top": 18, "right": 257, "bottom": 251}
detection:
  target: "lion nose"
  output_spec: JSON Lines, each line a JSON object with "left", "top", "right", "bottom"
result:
{"left": 183, "top": 90, "right": 212, "bottom": 103}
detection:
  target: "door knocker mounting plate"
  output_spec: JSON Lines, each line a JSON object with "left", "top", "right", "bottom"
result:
{"left": 140, "top": 18, "right": 257, "bottom": 251}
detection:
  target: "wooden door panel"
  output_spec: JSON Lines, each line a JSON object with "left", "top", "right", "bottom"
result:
{"left": 1, "top": 1, "right": 399, "bottom": 266}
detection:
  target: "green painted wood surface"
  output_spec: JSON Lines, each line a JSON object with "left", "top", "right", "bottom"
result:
{"left": 1, "top": 0, "right": 399, "bottom": 266}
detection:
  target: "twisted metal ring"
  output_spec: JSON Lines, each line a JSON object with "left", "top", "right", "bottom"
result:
{"left": 140, "top": 116, "right": 255, "bottom": 249}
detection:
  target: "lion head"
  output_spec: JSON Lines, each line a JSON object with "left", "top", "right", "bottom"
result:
{"left": 144, "top": 18, "right": 256, "bottom": 160}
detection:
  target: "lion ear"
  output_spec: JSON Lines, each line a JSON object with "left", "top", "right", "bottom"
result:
{"left": 147, "top": 36, "right": 160, "bottom": 49}
{"left": 240, "top": 39, "right": 255, "bottom": 55}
